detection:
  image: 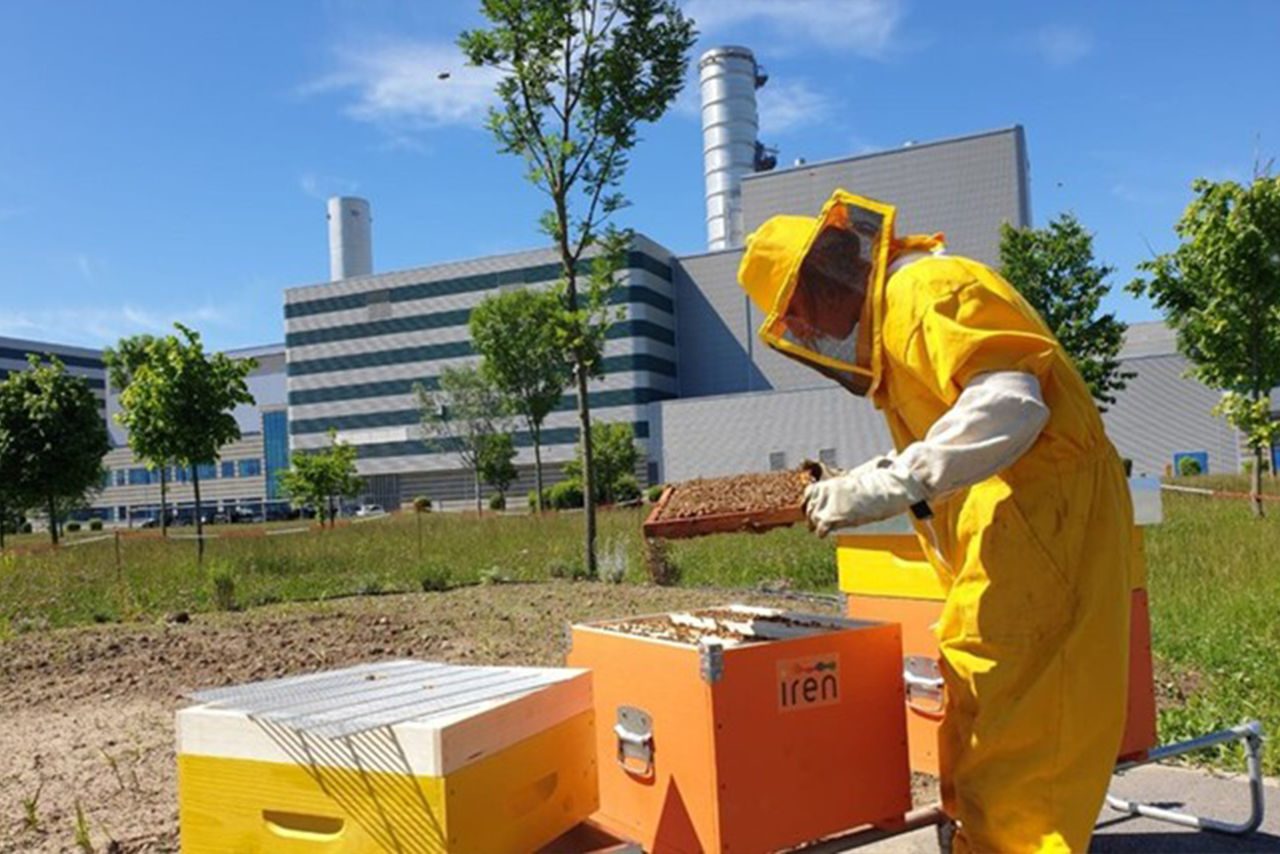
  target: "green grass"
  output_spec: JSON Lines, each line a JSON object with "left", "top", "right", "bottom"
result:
{"left": 1, "top": 488, "right": 1277, "bottom": 774}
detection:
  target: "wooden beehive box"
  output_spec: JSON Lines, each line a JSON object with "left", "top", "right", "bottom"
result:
{"left": 177, "top": 660, "right": 596, "bottom": 853}
{"left": 643, "top": 467, "right": 817, "bottom": 540}
{"left": 567, "top": 605, "right": 910, "bottom": 853}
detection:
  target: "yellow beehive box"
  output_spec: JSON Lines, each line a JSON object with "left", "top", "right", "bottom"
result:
{"left": 177, "top": 660, "right": 597, "bottom": 853}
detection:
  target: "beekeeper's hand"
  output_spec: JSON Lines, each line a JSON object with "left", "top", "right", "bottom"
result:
{"left": 801, "top": 457, "right": 843, "bottom": 481}
{"left": 803, "top": 456, "right": 926, "bottom": 538}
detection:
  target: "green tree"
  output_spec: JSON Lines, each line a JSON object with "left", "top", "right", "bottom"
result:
{"left": 115, "top": 325, "right": 255, "bottom": 558}
{"left": 104, "top": 335, "right": 173, "bottom": 534}
{"left": 477, "top": 431, "right": 518, "bottom": 504}
{"left": 1130, "top": 174, "right": 1280, "bottom": 516}
{"left": 999, "top": 214, "right": 1133, "bottom": 409}
{"left": 564, "top": 420, "right": 637, "bottom": 504}
{"left": 0, "top": 357, "right": 109, "bottom": 545}
{"left": 278, "top": 430, "right": 362, "bottom": 528}
{"left": 416, "top": 365, "right": 512, "bottom": 513}
{"left": 460, "top": 0, "right": 695, "bottom": 575}
{"left": 470, "top": 288, "right": 572, "bottom": 512}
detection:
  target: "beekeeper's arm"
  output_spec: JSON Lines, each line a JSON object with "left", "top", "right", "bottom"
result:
{"left": 804, "top": 371, "right": 1049, "bottom": 536}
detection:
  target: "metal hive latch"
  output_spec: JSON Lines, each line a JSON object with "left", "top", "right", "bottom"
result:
{"left": 615, "top": 706, "right": 654, "bottom": 779}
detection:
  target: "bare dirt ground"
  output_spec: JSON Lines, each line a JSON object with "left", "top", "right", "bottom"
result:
{"left": 2, "top": 582, "right": 936, "bottom": 853}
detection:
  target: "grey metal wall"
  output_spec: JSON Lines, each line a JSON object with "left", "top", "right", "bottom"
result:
{"left": 1102, "top": 352, "right": 1242, "bottom": 477}
{"left": 673, "top": 127, "right": 1031, "bottom": 400}
{"left": 740, "top": 126, "right": 1031, "bottom": 263}
{"left": 650, "top": 385, "right": 892, "bottom": 483}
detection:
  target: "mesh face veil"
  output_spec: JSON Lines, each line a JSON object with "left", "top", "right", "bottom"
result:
{"left": 753, "top": 193, "right": 895, "bottom": 396}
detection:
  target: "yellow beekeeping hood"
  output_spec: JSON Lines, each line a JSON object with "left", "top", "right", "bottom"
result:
{"left": 738, "top": 189, "right": 897, "bottom": 396}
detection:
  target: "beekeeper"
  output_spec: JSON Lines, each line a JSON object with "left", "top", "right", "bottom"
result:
{"left": 738, "top": 190, "right": 1133, "bottom": 853}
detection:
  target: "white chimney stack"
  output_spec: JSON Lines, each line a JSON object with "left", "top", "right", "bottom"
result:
{"left": 699, "top": 46, "right": 762, "bottom": 251}
{"left": 327, "top": 196, "right": 373, "bottom": 281}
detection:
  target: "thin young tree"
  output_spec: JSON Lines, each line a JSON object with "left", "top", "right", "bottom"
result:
{"left": 477, "top": 431, "right": 519, "bottom": 509}
{"left": 0, "top": 357, "right": 110, "bottom": 545}
{"left": 116, "top": 325, "right": 255, "bottom": 558}
{"left": 999, "top": 214, "right": 1134, "bottom": 410}
{"left": 416, "top": 365, "right": 513, "bottom": 514}
{"left": 104, "top": 335, "right": 172, "bottom": 533}
{"left": 279, "top": 430, "right": 362, "bottom": 528}
{"left": 470, "top": 288, "right": 572, "bottom": 512}
{"left": 460, "top": 0, "right": 695, "bottom": 575}
{"left": 1130, "top": 173, "right": 1280, "bottom": 516}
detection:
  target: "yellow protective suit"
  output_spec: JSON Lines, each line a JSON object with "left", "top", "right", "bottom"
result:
{"left": 739, "top": 194, "right": 1133, "bottom": 852}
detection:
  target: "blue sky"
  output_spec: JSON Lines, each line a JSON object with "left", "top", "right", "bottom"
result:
{"left": 1, "top": 0, "right": 1277, "bottom": 350}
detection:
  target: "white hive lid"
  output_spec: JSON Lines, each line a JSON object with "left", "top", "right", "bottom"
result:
{"left": 179, "top": 660, "right": 591, "bottom": 776}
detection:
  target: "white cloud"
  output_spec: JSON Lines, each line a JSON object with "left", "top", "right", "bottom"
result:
{"left": 304, "top": 40, "right": 502, "bottom": 131}
{"left": 299, "top": 172, "right": 360, "bottom": 200}
{"left": 756, "top": 80, "right": 833, "bottom": 135}
{"left": 1032, "top": 25, "right": 1093, "bottom": 67}
{"left": 0, "top": 304, "right": 231, "bottom": 348}
{"left": 685, "top": 0, "right": 904, "bottom": 56}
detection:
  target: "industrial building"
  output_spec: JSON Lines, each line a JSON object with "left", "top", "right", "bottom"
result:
{"left": 278, "top": 46, "right": 1277, "bottom": 506}
{"left": 5, "top": 46, "right": 1272, "bottom": 520}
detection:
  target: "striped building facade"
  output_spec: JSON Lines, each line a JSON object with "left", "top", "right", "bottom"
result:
{"left": 283, "top": 235, "right": 677, "bottom": 507}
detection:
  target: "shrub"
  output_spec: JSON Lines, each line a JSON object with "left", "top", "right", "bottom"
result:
{"left": 612, "top": 475, "right": 641, "bottom": 504}
{"left": 479, "top": 566, "right": 509, "bottom": 585}
{"left": 488, "top": 493, "right": 507, "bottom": 511}
{"left": 420, "top": 565, "right": 450, "bottom": 592}
{"left": 599, "top": 540, "right": 628, "bottom": 584}
{"left": 645, "top": 484, "right": 666, "bottom": 503}
{"left": 1178, "top": 456, "right": 1204, "bottom": 477}
{"left": 643, "top": 537, "right": 680, "bottom": 586}
{"left": 66, "top": 521, "right": 82, "bottom": 533}
{"left": 547, "top": 480, "right": 584, "bottom": 510}
{"left": 89, "top": 519, "right": 104, "bottom": 531}
{"left": 209, "top": 565, "right": 236, "bottom": 611}
{"left": 413, "top": 495, "right": 431, "bottom": 512}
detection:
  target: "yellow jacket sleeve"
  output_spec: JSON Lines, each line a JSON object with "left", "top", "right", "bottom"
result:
{"left": 899, "top": 260, "right": 1058, "bottom": 404}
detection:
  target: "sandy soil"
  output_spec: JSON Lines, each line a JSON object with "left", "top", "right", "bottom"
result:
{"left": 0, "top": 583, "right": 934, "bottom": 852}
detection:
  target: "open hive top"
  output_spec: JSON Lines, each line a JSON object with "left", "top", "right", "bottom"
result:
{"left": 643, "top": 467, "right": 817, "bottom": 539}
{"left": 585, "top": 605, "right": 858, "bottom": 647}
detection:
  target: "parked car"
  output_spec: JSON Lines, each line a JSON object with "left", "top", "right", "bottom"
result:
{"left": 354, "top": 504, "right": 384, "bottom": 517}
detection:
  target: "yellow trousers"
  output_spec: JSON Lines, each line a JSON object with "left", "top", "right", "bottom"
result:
{"left": 934, "top": 454, "right": 1131, "bottom": 852}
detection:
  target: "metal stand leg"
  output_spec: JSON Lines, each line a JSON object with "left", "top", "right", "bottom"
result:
{"left": 1106, "top": 720, "right": 1266, "bottom": 835}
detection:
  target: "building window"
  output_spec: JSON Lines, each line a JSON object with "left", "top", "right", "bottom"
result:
{"left": 114, "top": 469, "right": 126, "bottom": 487}
{"left": 196, "top": 463, "right": 218, "bottom": 481}
{"left": 128, "top": 467, "right": 150, "bottom": 486}
{"left": 238, "top": 458, "right": 262, "bottom": 478}
{"left": 175, "top": 466, "right": 190, "bottom": 483}
{"left": 769, "top": 451, "right": 787, "bottom": 471}
{"left": 221, "top": 461, "right": 236, "bottom": 479}
{"left": 263, "top": 411, "right": 289, "bottom": 500}
{"left": 818, "top": 448, "right": 838, "bottom": 468}
{"left": 366, "top": 289, "right": 392, "bottom": 320}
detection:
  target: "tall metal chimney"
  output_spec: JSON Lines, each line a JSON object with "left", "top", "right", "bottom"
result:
{"left": 327, "top": 196, "right": 373, "bottom": 280}
{"left": 699, "top": 46, "right": 764, "bottom": 251}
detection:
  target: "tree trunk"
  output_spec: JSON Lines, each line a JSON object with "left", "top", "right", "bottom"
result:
{"left": 532, "top": 423, "right": 545, "bottom": 514}
{"left": 575, "top": 365, "right": 597, "bottom": 577}
{"left": 473, "top": 467, "right": 482, "bottom": 515}
{"left": 1252, "top": 444, "right": 1265, "bottom": 518}
{"left": 160, "top": 466, "right": 169, "bottom": 538}
{"left": 193, "top": 467, "right": 205, "bottom": 562}
{"left": 328, "top": 493, "right": 336, "bottom": 529}
{"left": 48, "top": 494, "right": 59, "bottom": 546}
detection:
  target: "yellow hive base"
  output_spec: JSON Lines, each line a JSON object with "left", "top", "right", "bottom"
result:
{"left": 179, "top": 710, "right": 597, "bottom": 853}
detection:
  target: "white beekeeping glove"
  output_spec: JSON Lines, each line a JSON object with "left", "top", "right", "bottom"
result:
{"left": 803, "top": 372, "right": 1049, "bottom": 537}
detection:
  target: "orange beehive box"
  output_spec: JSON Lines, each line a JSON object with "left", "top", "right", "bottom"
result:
{"left": 566, "top": 606, "right": 911, "bottom": 853}
{"left": 837, "top": 531, "right": 1159, "bottom": 776}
